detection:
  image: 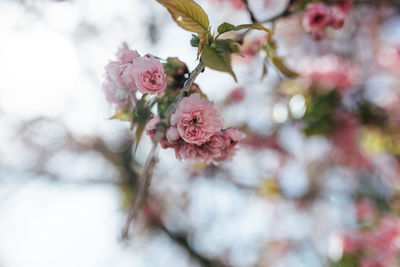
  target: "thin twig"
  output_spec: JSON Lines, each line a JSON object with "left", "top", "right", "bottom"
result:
{"left": 121, "top": 61, "right": 205, "bottom": 240}
{"left": 242, "top": 0, "right": 257, "bottom": 23}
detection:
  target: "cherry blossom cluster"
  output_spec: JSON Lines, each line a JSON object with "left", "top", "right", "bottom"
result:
{"left": 146, "top": 93, "right": 245, "bottom": 164}
{"left": 103, "top": 43, "right": 166, "bottom": 108}
{"left": 302, "top": 0, "right": 351, "bottom": 40}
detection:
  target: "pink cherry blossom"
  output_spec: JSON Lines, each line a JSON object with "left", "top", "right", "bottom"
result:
{"left": 331, "top": 112, "right": 370, "bottom": 168}
{"left": 330, "top": 6, "right": 347, "bottom": 29}
{"left": 341, "top": 216, "right": 400, "bottom": 266}
{"left": 335, "top": 0, "right": 352, "bottom": 14}
{"left": 103, "top": 82, "right": 130, "bottom": 108}
{"left": 104, "top": 61, "right": 136, "bottom": 91}
{"left": 103, "top": 43, "right": 141, "bottom": 107}
{"left": 170, "top": 93, "right": 223, "bottom": 146}
{"left": 212, "top": 0, "right": 245, "bottom": 10}
{"left": 131, "top": 55, "right": 166, "bottom": 95}
{"left": 299, "top": 55, "right": 360, "bottom": 91}
{"left": 356, "top": 199, "right": 376, "bottom": 222}
{"left": 145, "top": 115, "right": 160, "bottom": 139}
{"left": 116, "top": 42, "right": 139, "bottom": 64}
{"left": 166, "top": 126, "right": 180, "bottom": 144}
{"left": 227, "top": 87, "right": 245, "bottom": 103}
{"left": 302, "top": 3, "right": 332, "bottom": 40}
{"left": 174, "top": 128, "right": 245, "bottom": 163}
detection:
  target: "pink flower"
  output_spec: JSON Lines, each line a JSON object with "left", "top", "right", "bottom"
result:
{"left": 227, "top": 87, "right": 245, "bottom": 103}
{"left": 173, "top": 128, "right": 245, "bottom": 163}
{"left": 145, "top": 115, "right": 160, "bottom": 139}
{"left": 166, "top": 126, "right": 180, "bottom": 144}
{"left": 335, "top": 0, "right": 352, "bottom": 14}
{"left": 103, "top": 82, "right": 130, "bottom": 108}
{"left": 356, "top": 199, "right": 376, "bottom": 222}
{"left": 212, "top": 0, "right": 245, "bottom": 10}
{"left": 302, "top": 3, "right": 331, "bottom": 40}
{"left": 212, "top": 128, "right": 246, "bottom": 161}
{"left": 331, "top": 112, "right": 370, "bottom": 168}
{"left": 170, "top": 93, "right": 223, "bottom": 145}
{"left": 299, "top": 56, "right": 360, "bottom": 91}
{"left": 330, "top": 6, "right": 346, "bottom": 29}
{"left": 131, "top": 55, "right": 166, "bottom": 95}
{"left": 341, "top": 216, "right": 400, "bottom": 266}
{"left": 104, "top": 61, "right": 136, "bottom": 91}
{"left": 116, "top": 42, "right": 139, "bottom": 64}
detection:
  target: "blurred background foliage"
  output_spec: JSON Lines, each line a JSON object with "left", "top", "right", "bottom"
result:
{"left": 1, "top": 0, "right": 400, "bottom": 266}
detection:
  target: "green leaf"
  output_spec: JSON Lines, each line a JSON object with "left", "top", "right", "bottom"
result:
{"left": 304, "top": 90, "right": 338, "bottom": 136}
{"left": 201, "top": 46, "right": 237, "bottom": 82}
{"left": 264, "top": 41, "right": 298, "bottom": 78}
{"left": 217, "top": 22, "right": 236, "bottom": 35}
{"left": 235, "top": 23, "right": 274, "bottom": 34}
{"left": 271, "top": 56, "right": 299, "bottom": 78}
{"left": 261, "top": 60, "right": 268, "bottom": 81}
{"left": 109, "top": 108, "right": 133, "bottom": 121}
{"left": 132, "top": 95, "right": 153, "bottom": 151}
{"left": 134, "top": 121, "right": 149, "bottom": 152}
{"left": 156, "top": 0, "right": 210, "bottom": 34}
{"left": 217, "top": 22, "right": 274, "bottom": 35}
{"left": 214, "top": 39, "right": 240, "bottom": 53}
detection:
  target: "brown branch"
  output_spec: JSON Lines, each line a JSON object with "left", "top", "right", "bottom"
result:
{"left": 121, "top": 61, "right": 205, "bottom": 240}
{"left": 242, "top": 0, "right": 257, "bottom": 23}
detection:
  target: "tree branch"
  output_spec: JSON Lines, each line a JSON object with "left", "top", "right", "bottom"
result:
{"left": 121, "top": 61, "right": 205, "bottom": 240}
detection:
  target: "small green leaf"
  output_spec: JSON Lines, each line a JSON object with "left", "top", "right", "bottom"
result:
{"left": 265, "top": 41, "right": 298, "bottom": 78}
{"left": 235, "top": 23, "right": 274, "bottom": 34}
{"left": 201, "top": 46, "right": 237, "bottom": 82}
{"left": 134, "top": 121, "right": 149, "bottom": 152}
{"left": 271, "top": 56, "right": 298, "bottom": 78}
{"left": 156, "top": 0, "right": 210, "bottom": 34}
{"left": 214, "top": 39, "right": 240, "bottom": 54}
{"left": 217, "top": 22, "right": 236, "bottom": 35}
{"left": 110, "top": 108, "right": 133, "bottom": 121}
{"left": 261, "top": 60, "right": 268, "bottom": 81}
{"left": 190, "top": 34, "right": 200, "bottom": 47}
{"left": 132, "top": 94, "right": 153, "bottom": 151}
{"left": 217, "top": 22, "right": 274, "bottom": 35}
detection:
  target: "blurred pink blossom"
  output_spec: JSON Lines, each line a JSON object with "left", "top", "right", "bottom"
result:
{"left": 299, "top": 56, "right": 360, "bottom": 91}
{"left": 145, "top": 115, "right": 160, "bottom": 140}
{"left": 227, "top": 87, "right": 245, "bottom": 103}
{"left": 356, "top": 199, "right": 376, "bottom": 222}
{"left": 103, "top": 82, "right": 130, "bottom": 108}
{"left": 330, "top": 6, "right": 347, "bottom": 29}
{"left": 211, "top": 0, "right": 245, "bottom": 10}
{"left": 341, "top": 216, "right": 400, "bottom": 266}
{"left": 302, "top": 3, "right": 332, "bottom": 40}
{"left": 331, "top": 112, "right": 370, "bottom": 168}
{"left": 335, "top": 0, "right": 352, "bottom": 14}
